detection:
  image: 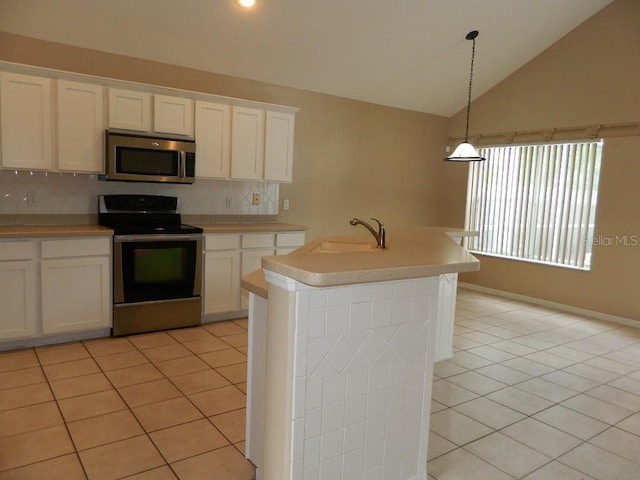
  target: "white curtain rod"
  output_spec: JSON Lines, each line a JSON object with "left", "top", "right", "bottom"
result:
{"left": 448, "top": 122, "right": 640, "bottom": 146}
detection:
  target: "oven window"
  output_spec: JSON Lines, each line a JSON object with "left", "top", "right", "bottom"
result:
{"left": 119, "top": 240, "right": 198, "bottom": 302}
{"left": 134, "top": 247, "right": 185, "bottom": 283}
{"left": 116, "top": 147, "right": 179, "bottom": 176}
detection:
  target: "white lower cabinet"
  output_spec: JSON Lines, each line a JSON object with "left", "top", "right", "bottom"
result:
{"left": 241, "top": 233, "right": 276, "bottom": 309}
{"left": 275, "top": 231, "right": 306, "bottom": 255}
{"left": 0, "top": 237, "right": 111, "bottom": 342}
{"left": 41, "top": 255, "right": 111, "bottom": 335}
{"left": 203, "top": 234, "right": 242, "bottom": 315}
{"left": 203, "top": 230, "right": 304, "bottom": 316}
{"left": 0, "top": 241, "right": 37, "bottom": 340}
{"left": 204, "top": 250, "right": 242, "bottom": 314}
{"left": 41, "top": 237, "right": 111, "bottom": 335}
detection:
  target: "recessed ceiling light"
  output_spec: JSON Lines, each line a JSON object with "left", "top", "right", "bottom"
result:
{"left": 235, "top": 0, "right": 260, "bottom": 8}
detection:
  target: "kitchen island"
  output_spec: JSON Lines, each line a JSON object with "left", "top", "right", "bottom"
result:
{"left": 242, "top": 227, "right": 479, "bottom": 480}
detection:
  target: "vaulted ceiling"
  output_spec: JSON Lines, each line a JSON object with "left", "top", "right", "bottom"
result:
{"left": 0, "top": 0, "right": 614, "bottom": 116}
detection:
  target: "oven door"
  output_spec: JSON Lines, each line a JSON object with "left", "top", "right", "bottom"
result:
{"left": 113, "top": 234, "right": 202, "bottom": 304}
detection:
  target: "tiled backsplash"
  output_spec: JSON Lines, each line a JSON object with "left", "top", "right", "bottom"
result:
{"left": 0, "top": 170, "right": 279, "bottom": 216}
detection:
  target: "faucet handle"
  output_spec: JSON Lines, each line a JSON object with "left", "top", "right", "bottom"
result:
{"left": 370, "top": 217, "right": 384, "bottom": 230}
{"left": 370, "top": 218, "right": 386, "bottom": 249}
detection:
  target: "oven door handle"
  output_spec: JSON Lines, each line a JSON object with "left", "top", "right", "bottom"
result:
{"left": 114, "top": 234, "right": 202, "bottom": 242}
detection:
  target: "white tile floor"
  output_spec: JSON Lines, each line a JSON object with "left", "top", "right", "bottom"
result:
{"left": 2, "top": 288, "right": 638, "bottom": 479}
{"left": 427, "top": 289, "right": 640, "bottom": 480}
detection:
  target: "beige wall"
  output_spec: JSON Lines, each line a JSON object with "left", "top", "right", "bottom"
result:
{"left": 445, "top": 0, "right": 640, "bottom": 321}
{"left": 0, "top": 32, "right": 448, "bottom": 240}
{"left": 2, "top": 0, "right": 638, "bottom": 321}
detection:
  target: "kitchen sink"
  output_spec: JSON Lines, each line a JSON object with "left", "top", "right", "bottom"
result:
{"left": 311, "top": 240, "right": 378, "bottom": 253}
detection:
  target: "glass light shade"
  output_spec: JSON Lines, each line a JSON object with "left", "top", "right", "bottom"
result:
{"left": 444, "top": 141, "right": 486, "bottom": 162}
{"left": 236, "top": 0, "right": 259, "bottom": 7}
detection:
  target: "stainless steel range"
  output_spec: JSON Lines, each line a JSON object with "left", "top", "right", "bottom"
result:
{"left": 99, "top": 194, "right": 203, "bottom": 336}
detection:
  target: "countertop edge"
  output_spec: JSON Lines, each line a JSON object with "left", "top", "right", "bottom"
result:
{"left": 241, "top": 269, "right": 269, "bottom": 299}
{"left": 260, "top": 229, "right": 480, "bottom": 288}
{"left": 0, "top": 225, "right": 114, "bottom": 238}
{"left": 199, "top": 223, "right": 306, "bottom": 234}
{"left": 0, "top": 222, "right": 306, "bottom": 238}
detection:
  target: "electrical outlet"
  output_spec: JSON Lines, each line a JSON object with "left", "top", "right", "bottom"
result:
{"left": 225, "top": 197, "right": 232, "bottom": 209}
{"left": 252, "top": 193, "right": 260, "bottom": 205}
{"left": 282, "top": 199, "right": 290, "bottom": 211}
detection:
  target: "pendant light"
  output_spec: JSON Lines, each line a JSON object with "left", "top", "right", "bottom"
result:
{"left": 445, "top": 30, "right": 485, "bottom": 162}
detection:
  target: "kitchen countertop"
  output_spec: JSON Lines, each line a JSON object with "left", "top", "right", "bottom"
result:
{"left": 259, "top": 226, "right": 479, "bottom": 288}
{"left": 198, "top": 223, "right": 306, "bottom": 234}
{"left": 425, "top": 226, "right": 479, "bottom": 237}
{"left": 0, "top": 222, "right": 305, "bottom": 239}
{"left": 242, "top": 269, "right": 269, "bottom": 299}
{"left": 0, "top": 224, "right": 113, "bottom": 238}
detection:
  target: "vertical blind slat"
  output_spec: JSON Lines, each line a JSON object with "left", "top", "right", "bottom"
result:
{"left": 468, "top": 140, "right": 602, "bottom": 270}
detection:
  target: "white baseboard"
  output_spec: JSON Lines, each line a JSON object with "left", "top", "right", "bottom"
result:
{"left": 202, "top": 310, "right": 248, "bottom": 323}
{"left": 0, "top": 327, "right": 112, "bottom": 352}
{"left": 458, "top": 282, "right": 639, "bottom": 329}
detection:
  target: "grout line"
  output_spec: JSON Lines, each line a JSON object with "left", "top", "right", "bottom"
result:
{"left": 0, "top": 319, "right": 254, "bottom": 478}
{"left": 429, "top": 292, "right": 640, "bottom": 478}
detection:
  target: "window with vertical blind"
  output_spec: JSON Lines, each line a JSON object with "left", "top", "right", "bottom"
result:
{"left": 464, "top": 140, "right": 603, "bottom": 270}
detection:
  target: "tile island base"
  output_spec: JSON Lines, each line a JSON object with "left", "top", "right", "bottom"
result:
{"left": 243, "top": 228, "right": 479, "bottom": 480}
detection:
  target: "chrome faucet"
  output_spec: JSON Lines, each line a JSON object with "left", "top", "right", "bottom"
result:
{"left": 349, "top": 217, "right": 386, "bottom": 249}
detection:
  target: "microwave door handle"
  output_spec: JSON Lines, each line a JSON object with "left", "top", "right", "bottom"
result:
{"left": 181, "top": 151, "right": 187, "bottom": 179}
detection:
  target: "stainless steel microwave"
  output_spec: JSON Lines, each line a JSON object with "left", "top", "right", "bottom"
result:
{"left": 102, "top": 131, "right": 196, "bottom": 184}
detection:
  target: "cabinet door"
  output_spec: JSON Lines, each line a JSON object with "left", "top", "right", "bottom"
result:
{"left": 154, "top": 95, "right": 194, "bottom": 137}
{"left": 108, "top": 88, "right": 151, "bottom": 132}
{"left": 264, "top": 111, "right": 295, "bottom": 182}
{"left": 204, "top": 250, "right": 241, "bottom": 314}
{"left": 195, "top": 101, "right": 231, "bottom": 179}
{"left": 0, "top": 73, "right": 53, "bottom": 171}
{"left": 41, "top": 256, "right": 111, "bottom": 334}
{"left": 275, "top": 231, "right": 305, "bottom": 255}
{"left": 57, "top": 80, "right": 105, "bottom": 173}
{"left": 0, "top": 261, "right": 37, "bottom": 340}
{"left": 241, "top": 247, "right": 274, "bottom": 309}
{"left": 231, "top": 106, "right": 264, "bottom": 180}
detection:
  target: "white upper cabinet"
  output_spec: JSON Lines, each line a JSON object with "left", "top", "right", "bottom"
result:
{"left": 231, "top": 106, "right": 265, "bottom": 180}
{"left": 0, "top": 65, "right": 297, "bottom": 179}
{"left": 195, "top": 100, "right": 231, "bottom": 179}
{"left": 154, "top": 94, "right": 194, "bottom": 136}
{"left": 56, "top": 80, "right": 106, "bottom": 173}
{"left": 108, "top": 88, "right": 194, "bottom": 137}
{"left": 108, "top": 88, "right": 152, "bottom": 132}
{"left": 264, "top": 110, "right": 295, "bottom": 183}
{"left": 0, "top": 73, "right": 53, "bottom": 171}
{"left": 197, "top": 104, "right": 297, "bottom": 182}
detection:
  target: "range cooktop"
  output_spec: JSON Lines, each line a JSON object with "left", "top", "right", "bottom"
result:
{"left": 98, "top": 194, "right": 203, "bottom": 236}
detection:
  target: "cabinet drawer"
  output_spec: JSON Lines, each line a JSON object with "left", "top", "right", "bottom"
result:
{"left": 276, "top": 232, "right": 305, "bottom": 247}
{"left": 42, "top": 237, "right": 110, "bottom": 258}
{"left": 242, "top": 233, "right": 275, "bottom": 249}
{"left": 0, "top": 241, "right": 34, "bottom": 261}
{"left": 205, "top": 234, "right": 241, "bottom": 251}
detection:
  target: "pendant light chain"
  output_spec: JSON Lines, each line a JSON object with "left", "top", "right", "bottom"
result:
{"left": 464, "top": 35, "right": 476, "bottom": 142}
{"left": 443, "top": 29, "right": 485, "bottom": 161}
